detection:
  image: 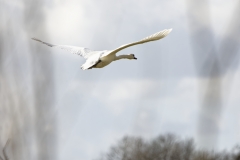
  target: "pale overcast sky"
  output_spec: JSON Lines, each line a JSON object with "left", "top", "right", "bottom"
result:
{"left": 1, "top": 0, "right": 240, "bottom": 160}
{"left": 45, "top": 0, "right": 240, "bottom": 160}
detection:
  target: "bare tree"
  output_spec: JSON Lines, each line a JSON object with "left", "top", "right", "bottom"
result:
{"left": 96, "top": 134, "right": 240, "bottom": 160}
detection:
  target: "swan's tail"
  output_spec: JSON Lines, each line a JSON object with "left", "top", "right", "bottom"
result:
{"left": 81, "top": 65, "right": 89, "bottom": 70}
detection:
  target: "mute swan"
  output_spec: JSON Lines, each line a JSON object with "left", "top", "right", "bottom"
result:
{"left": 32, "top": 28, "right": 172, "bottom": 70}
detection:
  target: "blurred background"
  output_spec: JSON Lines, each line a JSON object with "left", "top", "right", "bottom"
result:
{"left": 0, "top": 0, "right": 240, "bottom": 160}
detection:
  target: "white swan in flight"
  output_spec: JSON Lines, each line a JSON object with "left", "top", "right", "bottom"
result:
{"left": 32, "top": 28, "right": 172, "bottom": 70}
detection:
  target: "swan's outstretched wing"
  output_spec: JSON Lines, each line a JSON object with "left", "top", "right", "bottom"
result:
{"left": 31, "top": 38, "right": 94, "bottom": 59}
{"left": 103, "top": 28, "right": 172, "bottom": 57}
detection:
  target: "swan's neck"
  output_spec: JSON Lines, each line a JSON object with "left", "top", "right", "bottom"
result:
{"left": 114, "top": 55, "right": 132, "bottom": 61}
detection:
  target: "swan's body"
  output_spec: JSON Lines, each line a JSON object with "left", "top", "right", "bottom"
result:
{"left": 32, "top": 29, "right": 172, "bottom": 70}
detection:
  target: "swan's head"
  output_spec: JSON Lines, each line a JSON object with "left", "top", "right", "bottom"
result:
{"left": 129, "top": 54, "right": 137, "bottom": 60}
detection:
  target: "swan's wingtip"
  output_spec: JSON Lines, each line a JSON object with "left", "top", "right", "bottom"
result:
{"left": 168, "top": 28, "right": 173, "bottom": 32}
{"left": 32, "top": 37, "right": 41, "bottom": 42}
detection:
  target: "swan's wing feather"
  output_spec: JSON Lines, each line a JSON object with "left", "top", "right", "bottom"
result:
{"left": 31, "top": 38, "right": 93, "bottom": 59}
{"left": 54, "top": 45, "right": 94, "bottom": 58}
{"left": 104, "top": 29, "right": 172, "bottom": 56}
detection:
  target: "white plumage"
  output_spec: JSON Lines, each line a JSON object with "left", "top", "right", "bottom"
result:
{"left": 32, "top": 28, "right": 172, "bottom": 70}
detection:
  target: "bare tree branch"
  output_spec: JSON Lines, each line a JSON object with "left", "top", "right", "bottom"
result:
{"left": 0, "top": 140, "right": 10, "bottom": 160}
{"left": 3, "top": 139, "right": 10, "bottom": 160}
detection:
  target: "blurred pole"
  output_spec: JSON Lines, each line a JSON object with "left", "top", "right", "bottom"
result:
{"left": 185, "top": 0, "right": 222, "bottom": 149}
{"left": 0, "top": 0, "right": 57, "bottom": 160}
{"left": 186, "top": 0, "right": 240, "bottom": 150}
{"left": 218, "top": 1, "right": 240, "bottom": 74}
{"left": 0, "top": 3, "right": 33, "bottom": 160}
{"left": 23, "top": 0, "right": 57, "bottom": 160}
